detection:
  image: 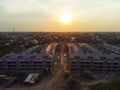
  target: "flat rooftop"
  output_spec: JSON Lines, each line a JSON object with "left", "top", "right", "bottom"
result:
{"left": 68, "top": 43, "right": 120, "bottom": 60}
{"left": 0, "top": 43, "right": 57, "bottom": 61}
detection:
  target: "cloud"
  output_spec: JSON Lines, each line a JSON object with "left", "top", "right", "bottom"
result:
{"left": 0, "top": 0, "right": 120, "bottom": 15}
{"left": 0, "top": 0, "right": 51, "bottom": 14}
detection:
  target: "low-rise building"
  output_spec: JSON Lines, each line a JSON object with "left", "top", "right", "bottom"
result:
{"left": 0, "top": 43, "right": 57, "bottom": 73}
{"left": 68, "top": 43, "right": 120, "bottom": 74}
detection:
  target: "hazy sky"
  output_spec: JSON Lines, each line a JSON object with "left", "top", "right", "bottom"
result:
{"left": 0, "top": 0, "right": 120, "bottom": 32}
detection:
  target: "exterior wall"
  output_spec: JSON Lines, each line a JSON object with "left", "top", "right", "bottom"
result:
{"left": 0, "top": 59, "right": 53, "bottom": 73}
{"left": 70, "top": 58, "right": 120, "bottom": 74}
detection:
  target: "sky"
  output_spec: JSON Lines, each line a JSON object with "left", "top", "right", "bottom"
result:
{"left": 0, "top": 0, "right": 120, "bottom": 32}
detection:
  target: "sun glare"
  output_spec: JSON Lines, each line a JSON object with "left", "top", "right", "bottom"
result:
{"left": 61, "top": 12, "right": 72, "bottom": 23}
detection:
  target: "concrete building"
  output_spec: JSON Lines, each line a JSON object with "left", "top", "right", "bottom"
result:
{"left": 0, "top": 43, "right": 57, "bottom": 73}
{"left": 68, "top": 43, "right": 120, "bottom": 74}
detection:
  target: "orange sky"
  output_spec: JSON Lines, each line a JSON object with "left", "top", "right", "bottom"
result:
{"left": 0, "top": 0, "right": 120, "bottom": 32}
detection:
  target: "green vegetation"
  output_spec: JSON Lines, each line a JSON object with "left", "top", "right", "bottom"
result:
{"left": 0, "top": 40, "right": 36, "bottom": 57}
{"left": 87, "top": 43, "right": 100, "bottom": 49}
{"left": 107, "top": 39, "right": 120, "bottom": 45}
{"left": 63, "top": 72, "right": 70, "bottom": 80}
{"left": 65, "top": 79, "right": 81, "bottom": 90}
{"left": 90, "top": 78, "right": 120, "bottom": 90}
{"left": 63, "top": 72, "right": 81, "bottom": 90}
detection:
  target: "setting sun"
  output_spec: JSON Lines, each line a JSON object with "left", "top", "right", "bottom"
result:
{"left": 61, "top": 12, "right": 72, "bottom": 23}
